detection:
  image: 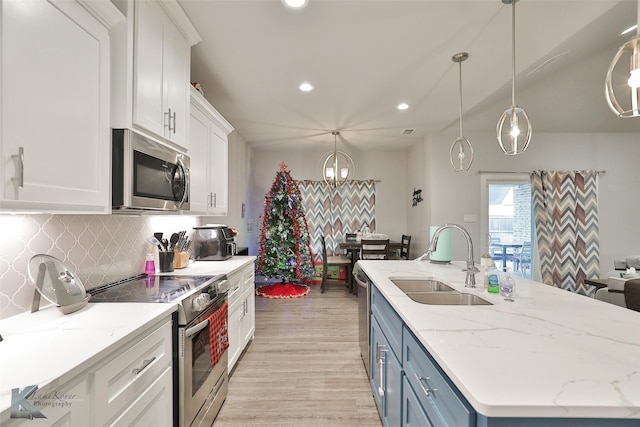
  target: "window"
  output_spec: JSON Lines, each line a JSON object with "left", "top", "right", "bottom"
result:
{"left": 480, "top": 174, "right": 533, "bottom": 278}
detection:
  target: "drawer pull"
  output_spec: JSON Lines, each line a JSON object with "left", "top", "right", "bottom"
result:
{"left": 132, "top": 356, "right": 156, "bottom": 375}
{"left": 415, "top": 373, "right": 437, "bottom": 396}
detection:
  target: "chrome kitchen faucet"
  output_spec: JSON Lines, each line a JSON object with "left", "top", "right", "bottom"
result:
{"left": 428, "top": 224, "right": 479, "bottom": 288}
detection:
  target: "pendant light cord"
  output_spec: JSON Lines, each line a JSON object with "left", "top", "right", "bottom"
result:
{"left": 511, "top": 0, "right": 516, "bottom": 107}
{"left": 458, "top": 61, "right": 464, "bottom": 137}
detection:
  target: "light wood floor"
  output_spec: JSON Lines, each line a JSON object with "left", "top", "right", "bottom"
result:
{"left": 213, "top": 283, "right": 382, "bottom": 426}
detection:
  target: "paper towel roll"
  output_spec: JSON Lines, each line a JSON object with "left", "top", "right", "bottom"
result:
{"left": 429, "top": 226, "right": 452, "bottom": 263}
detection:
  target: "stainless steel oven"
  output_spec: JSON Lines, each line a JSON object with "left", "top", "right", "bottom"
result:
{"left": 112, "top": 129, "right": 190, "bottom": 211}
{"left": 89, "top": 274, "right": 229, "bottom": 427}
{"left": 180, "top": 296, "right": 228, "bottom": 427}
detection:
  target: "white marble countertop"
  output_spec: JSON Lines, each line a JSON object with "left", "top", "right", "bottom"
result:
{"left": 166, "top": 256, "right": 256, "bottom": 277}
{"left": 358, "top": 260, "right": 640, "bottom": 419}
{"left": 0, "top": 256, "right": 256, "bottom": 416}
{"left": 0, "top": 302, "right": 176, "bottom": 415}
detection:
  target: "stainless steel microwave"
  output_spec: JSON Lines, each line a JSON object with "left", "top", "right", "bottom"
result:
{"left": 112, "top": 129, "right": 190, "bottom": 211}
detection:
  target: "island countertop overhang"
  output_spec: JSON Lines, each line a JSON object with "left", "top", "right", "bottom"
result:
{"left": 358, "top": 259, "right": 640, "bottom": 419}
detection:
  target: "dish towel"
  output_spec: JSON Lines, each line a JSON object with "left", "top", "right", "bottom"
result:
{"left": 208, "top": 301, "right": 229, "bottom": 367}
{"left": 624, "top": 279, "right": 640, "bottom": 312}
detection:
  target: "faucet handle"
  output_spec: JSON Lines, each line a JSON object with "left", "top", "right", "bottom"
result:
{"left": 463, "top": 265, "right": 480, "bottom": 273}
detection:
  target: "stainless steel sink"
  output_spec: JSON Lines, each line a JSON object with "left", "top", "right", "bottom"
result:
{"left": 405, "top": 292, "right": 492, "bottom": 305}
{"left": 390, "top": 278, "right": 455, "bottom": 293}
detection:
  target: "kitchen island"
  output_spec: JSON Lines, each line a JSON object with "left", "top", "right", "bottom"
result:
{"left": 358, "top": 259, "right": 640, "bottom": 425}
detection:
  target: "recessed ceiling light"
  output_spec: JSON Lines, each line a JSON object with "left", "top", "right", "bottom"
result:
{"left": 621, "top": 24, "right": 638, "bottom": 36}
{"left": 397, "top": 103, "right": 409, "bottom": 110}
{"left": 299, "top": 81, "right": 315, "bottom": 92}
{"left": 282, "top": 0, "right": 308, "bottom": 9}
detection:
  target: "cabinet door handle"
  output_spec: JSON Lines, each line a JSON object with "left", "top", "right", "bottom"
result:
{"left": 376, "top": 343, "right": 387, "bottom": 397}
{"left": 414, "top": 373, "right": 437, "bottom": 396}
{"left": 164, "top": 109, "right": 171, "bottom": 130}
{"left": 12, "top": 147, "right": 24, "bottom": 188}
{"left": 213, "top": 192, "right": 217, "bottom": 207}
{"left": 171, "top": 110, "right": 177, "bottom": 134}
{"left": 132, "top": 356, "right": 156, "bottom": 375}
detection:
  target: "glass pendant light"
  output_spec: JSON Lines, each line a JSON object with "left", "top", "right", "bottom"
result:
{"left": 322, "top": 131, "right": 355, "bottom": 188}
{"left": 497, "top": 0, "right": 532, "bottom": 155}
{"left": 450, "top": 52, "right": 474, "bottom": 172}
{"left": 605, "top": 0, "right": 640, "bottom": 118}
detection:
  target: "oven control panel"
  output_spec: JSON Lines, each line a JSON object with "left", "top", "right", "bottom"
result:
{"left": 192, "top": 293, "right": 211, "bottom": 311}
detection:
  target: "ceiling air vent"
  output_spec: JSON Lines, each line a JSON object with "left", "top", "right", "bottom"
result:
{"left": 402, "top": 129, "right": 415, "bottom": 135}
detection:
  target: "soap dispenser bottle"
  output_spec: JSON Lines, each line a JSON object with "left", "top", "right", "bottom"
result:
{"left": 487, "top": 263, "right": 500, "bottom": 293}
{"left": 500, "top": 269, "right": 515, "bottom": 301}
{"left": 144, "top": 253, "right": 156, "bottom": 275}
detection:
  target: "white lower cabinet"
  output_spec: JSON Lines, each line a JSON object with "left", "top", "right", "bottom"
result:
{"left": 2, "top": 319, "right": 173, "bottom": 427}
{"left": 6, "top": 378, "right": 90, "bottom": 426}
{"left": 93, "top": 319, "right": 173, "bottom": 426}
{"left": 108, "top": 367, "right": 172, "bottom": 427}
{"left": 227, "top": 264, "right": 256, "bottom": 371}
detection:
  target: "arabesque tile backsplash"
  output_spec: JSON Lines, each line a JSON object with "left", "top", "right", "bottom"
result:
{"left": 0, "top": 214, "right": 198, "bottom": 319}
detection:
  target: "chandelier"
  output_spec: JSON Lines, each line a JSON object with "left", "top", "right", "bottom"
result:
{"left": 450, "top": 52, "right": 474, "bottom": 172}
{"left": 496, "top": 0, "right": 532, "bottom": 155}
{"left": 605, "top": 0, "right": 640, "bottom": 118}
{"left": 322, "top": 131, "right": 355, "bottom": 188}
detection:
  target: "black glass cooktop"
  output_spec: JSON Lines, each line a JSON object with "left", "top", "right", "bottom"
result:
{"left": 88, "top": 275, "right": 215, "bottom": 304}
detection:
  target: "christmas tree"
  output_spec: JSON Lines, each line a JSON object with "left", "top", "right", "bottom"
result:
{"left": 257, "top": 162, "right": 313, "bottom": 284}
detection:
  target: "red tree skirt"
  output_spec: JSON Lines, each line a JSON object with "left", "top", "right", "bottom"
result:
{"left": 256, "top": 282, "right": 310, "bottom": 299}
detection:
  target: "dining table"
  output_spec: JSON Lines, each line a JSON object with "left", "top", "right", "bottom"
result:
{"left": 490, "top": 243, "right": 523, "bottom": 272}
{"left": 338, "top": 239, "right": 403, "bottom": 259}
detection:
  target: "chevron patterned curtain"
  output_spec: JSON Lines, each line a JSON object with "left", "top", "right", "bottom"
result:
{"left": 531, "top": 170, "right": 600, "bottom": 296}
{"left": 297, "top": 180, "right": 376, "bottom": 262}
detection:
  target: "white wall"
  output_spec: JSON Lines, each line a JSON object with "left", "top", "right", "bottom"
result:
{"left": 249, "top": 149, "right": 408, "bottom": 255}
{"left": 408, "top": 128, "right": 640, "bottom": 275}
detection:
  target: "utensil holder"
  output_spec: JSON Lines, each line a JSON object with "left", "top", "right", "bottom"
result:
{"left": 158, "top": 251, "right": 175, "bottom": 272}
{"left": 174, "top": 251, "right": 190, "bottom": 269}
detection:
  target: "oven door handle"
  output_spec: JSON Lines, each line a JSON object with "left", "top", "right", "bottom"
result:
{"left": 185, "top": 318, "right": 209, "bottom": 338}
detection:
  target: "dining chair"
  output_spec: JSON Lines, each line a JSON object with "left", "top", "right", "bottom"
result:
{"left": 360, "top": 239, "right": 390, "bottom": 260}
{"left": 399, "top": 235, "right": 411, "bottom": 259}
{"left": 624, "top": 279, "right": 640, "bottom": 312}
{"left": 320, "top": 236, "right": 353, "bottom": 293}
{"left": 389, "top": 235, "right": 411, "bottom": 259}
{"left": 489, "top": 241, "right": 504, "bottom": 268}
{"left": 511, "top": 241, "right": 532, "bottom": 273}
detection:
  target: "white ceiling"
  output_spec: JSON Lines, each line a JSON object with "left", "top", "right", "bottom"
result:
{"left": 181, "top": 0, "right": 640, "bottom": 153}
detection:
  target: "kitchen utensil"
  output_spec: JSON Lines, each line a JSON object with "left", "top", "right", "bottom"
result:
{"left": 162, "top": 238, "right": 169, "bottom": 251}
{"left": 147, "top": 236, "right": 164, "bottom": 251}
{"left": 154, "top": 232, "right": 164, "bottom": 242}
{"left": 27, "top": 254, "right": 90, "bottom": 314}
{"left": 169, "top": 233, "right": 180, "bottom": 250}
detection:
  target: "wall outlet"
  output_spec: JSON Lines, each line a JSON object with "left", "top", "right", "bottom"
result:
{"left": 463, "top": 214, "right": 478, "bottom": 223}
{"left": 247, "top": 221, "right": 253, "bottom": 233}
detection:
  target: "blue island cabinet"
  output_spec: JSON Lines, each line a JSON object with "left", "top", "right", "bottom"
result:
{"left": 370, "top": 284, "right": 639, "bottom": 427}
{"left": 371, "top": 285, "right": 475, "bottom": 427}
{"left": 371, "top": 285, "right": 403, "bottom": 426}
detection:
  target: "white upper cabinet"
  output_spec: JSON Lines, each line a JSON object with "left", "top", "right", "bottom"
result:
{"left": 189, "top": 87, "right": 234, "bottom": 216}
{"left": 0, "top": 0, "right": 122, "bottom": 213}
{"left": 112, "top": 0, "right": 201, "bottom": 150}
